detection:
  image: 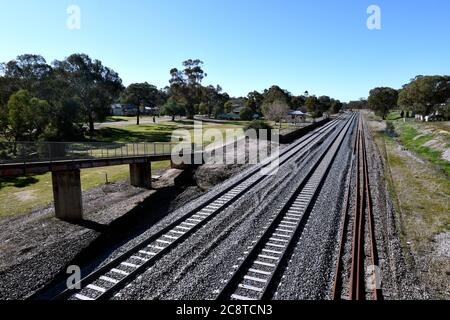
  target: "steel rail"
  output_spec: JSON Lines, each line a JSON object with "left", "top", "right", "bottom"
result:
{"left": 47, "top": 116, "right": 344, "bottom": 301}
{"left": 334, "top": 114, "right": 381, "bottom": 300}
{"left": 361, "top": 120, "right": 381, "bottom": 300}
{"left": 331, "top": 116, "right": 358, "bottom": 299}
{"left": 215, "top": 113, "right": 356, "bottom": 300}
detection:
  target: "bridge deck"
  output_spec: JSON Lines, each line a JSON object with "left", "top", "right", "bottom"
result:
{"left": 0, "top": 154, "right": 173, "bottom": 177}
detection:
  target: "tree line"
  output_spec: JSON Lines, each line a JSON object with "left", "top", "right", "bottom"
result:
{"left": 0, "top": 54, "right": 344, "bottom": 143}
{"left": 367, "top": 75, "right": 450, "bottom": 120}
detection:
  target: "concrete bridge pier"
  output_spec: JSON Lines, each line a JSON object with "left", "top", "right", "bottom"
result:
{"left": 129, "top": 161, "right": 152, "bottom": 188}
{"left": 52, "top": 169, "right": 83, "bottom": 221}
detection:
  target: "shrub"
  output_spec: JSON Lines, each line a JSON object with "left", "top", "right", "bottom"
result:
{"left": 244, "top": 120, "right": 273, "bottom": 139}
{"left": 239, "top": 107, "right": 254, "bottom": 121}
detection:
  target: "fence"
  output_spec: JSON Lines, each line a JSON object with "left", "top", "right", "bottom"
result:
{"left": 0, "top": 141, "right": 199, "bottom": 164}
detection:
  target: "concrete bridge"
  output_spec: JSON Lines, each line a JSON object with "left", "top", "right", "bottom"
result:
{"left": 0, "top": 141, "right": 200, "bottom": 221}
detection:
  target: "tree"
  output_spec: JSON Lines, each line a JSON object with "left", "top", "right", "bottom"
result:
{"left": 290, "top": 95, "right": 306, "bottom": 111}
{"left": 201, "top": 85, "right": 226, "bottom": 117}
{"left": 304, "top": 96, "right": 321, "bottom": 117}
{"left": 262, "top": 99, "right": 289, "bottom": 129}
{"left": 213, "top": 105, "right": 224, "bottom": 119}
{"left": 245, "top": 120, "right": 272, "bottom": 139}
{"left": 398, "top": 75, "right": 450, "bottom": 116}
{"left": 224, "top": 101, "right": 233, "bottom": 114}
{"left": 161, "top": 98, "right": 185, "bottom": 121}
{"left": 169, "top": 59, "right": 206, "bottom": 119}
{"left": 347, "top": 99, "right": 368, "bottom": 110}
{"left": 331, "top": 99, "right": 343, "bottom": 114}
{"left": 245, "top": 91, "right": 264, "bottom": 113}
{"left": 53, "top": 53, "right": 123, "bottom": 132}
{"left": 157, "top": 88, "right": 169, "bottom": 107}
{"left": 435, "top": 100, "right": 450, "bottom": 120}
{"left": 368, "top": 87, "right": 398, "bottom": 119}
{"left": 318, "top": 95, "right": 332, "bottom": 114}
{"left": 121, "top": 82, "right": 159, "bottom": 125}
{"left": 0, "top": 77, "right": 18, "bottom": 138}
{"left": 240, "top": 107, "right": 254, "bottom": 121}
{"left": 262, "top": 85, "right": 291, "bottom": 107}
{"left": 198, "top": 102, "right": 209, "bottom": 115}
{"left": 1, "top": 55, "right": 85, "bottom": 142}
{"left": 47, "top": 98, "right": 83, "bottom": 141}
{"left": 7, "top": 90, "right": 50, "bottom": 142}
{"left": 1, "top": 54, "right": 53, "bottom": 95}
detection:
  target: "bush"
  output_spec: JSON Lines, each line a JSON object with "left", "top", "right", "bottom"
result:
{"left": 244, "top": 120, "right": 273, "bottom": 139}
{"left": 239, "top": 107, "right": 254, "bottom": 121}
{"left": 245, "top": 119, "right": 272, "bottom": 130}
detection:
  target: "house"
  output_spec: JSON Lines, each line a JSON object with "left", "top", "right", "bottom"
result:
{"left": 110, "top": 104, "right": 124, "bottom": 116}
{"left": 229, "top": 98, "right": 245, "bottom": 114}
{"left": 143, "top": 106, "right": 160, "bottom": 115}
{"left": 110, "top": 104, "right": 138, "bottom": 116}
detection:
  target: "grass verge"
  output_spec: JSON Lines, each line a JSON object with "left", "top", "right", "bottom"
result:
{"left": 367, "top": 112, "right": 449, "bottom": 242}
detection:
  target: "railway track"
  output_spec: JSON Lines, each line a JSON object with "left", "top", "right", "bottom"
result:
{"left": 215, "top": 113, "right": 356, "bottom": 300}
{"left": 331, "top": 115, "right": 382, "bottom": 300}
{"left": 49, "top": 115, "right": 348, "bottom": 300}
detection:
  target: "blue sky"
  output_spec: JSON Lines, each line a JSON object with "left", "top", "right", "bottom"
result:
{"left": 0, "top": 0, "right": 449, "bottom": 102}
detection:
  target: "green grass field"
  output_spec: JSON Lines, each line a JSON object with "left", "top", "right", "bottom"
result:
{"left": 94, "top": 120, "right": 248, "bottom": 144}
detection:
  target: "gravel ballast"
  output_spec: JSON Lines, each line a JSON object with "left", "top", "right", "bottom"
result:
{"left": 1, "top": 114, "right": 425, "bottom": 300}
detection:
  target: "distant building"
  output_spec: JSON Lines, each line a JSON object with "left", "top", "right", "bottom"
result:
{"left": 229, "top": 98, "right": 245, "bottom": 114}
{"left": 111, "top": 104, "right": 154, "bottom": 116}
{"left": 288, "top": 110, "right": 309, "bottom": 123}
{"left": 143, "top": 106, "right": 160, "bottom": 115}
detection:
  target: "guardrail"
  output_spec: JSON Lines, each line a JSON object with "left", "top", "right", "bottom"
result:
{"left": 0, "top": 141, "right": 199, "bottom": 165}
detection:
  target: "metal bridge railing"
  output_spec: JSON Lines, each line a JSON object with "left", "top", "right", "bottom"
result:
{"left": 0, "top": 141, "right": 197, "bottom": 165}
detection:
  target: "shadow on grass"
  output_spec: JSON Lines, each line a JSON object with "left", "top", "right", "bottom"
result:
{"left": 104, "top": 117, "right": 126, "bottom": 122}
{"left": 0, "top": 175, "right": 40, "bottom": 189}
{"left": 385, "top": 121, "right": 399, "bottom": 138}
{"left": 173, "top": 119, "right": 194, "bottom": 125}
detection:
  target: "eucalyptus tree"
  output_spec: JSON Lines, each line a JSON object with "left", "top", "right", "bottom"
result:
{"left": 169, "top": 59, "right": 206, "bottom": 119}
{"left": 122, "top": 82, "right": 159, "bottom": 125}
{"left": 53, "top": 53, "right": 123, "bottom": 132}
